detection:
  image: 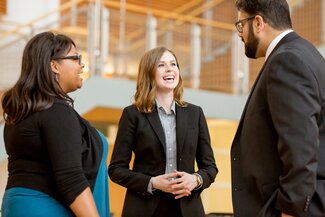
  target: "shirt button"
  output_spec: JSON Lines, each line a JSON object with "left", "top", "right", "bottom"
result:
{"left": 169, "top": 148, "right": 172, "bottom": 151}
{"left": 169, "top": 164, "right": 173, "bottom": 167}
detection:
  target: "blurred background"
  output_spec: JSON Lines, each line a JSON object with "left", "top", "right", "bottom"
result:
{"left": 0, "top": 0, "right": 324, "bottom": 216}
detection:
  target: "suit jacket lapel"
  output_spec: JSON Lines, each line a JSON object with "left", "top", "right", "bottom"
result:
{"left": 176, "top": 105, "right": 187, "bottom": 159}
{"left": 233, "top": 31, "right": 299, "bottom": 142}
{"left": 233, "top": 61, "right": 266, "bottom": 141}
{"left": 146, "top": 109, "right": 166, "bottom": 151}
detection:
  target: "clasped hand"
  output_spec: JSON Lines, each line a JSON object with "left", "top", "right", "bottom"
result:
{"left": 151, "top": 170, "right": 197, "bottom": 199}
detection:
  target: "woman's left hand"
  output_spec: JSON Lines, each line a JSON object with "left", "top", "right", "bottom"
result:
{"left": 170, "top": 170, "right": 197, "bottom": 199}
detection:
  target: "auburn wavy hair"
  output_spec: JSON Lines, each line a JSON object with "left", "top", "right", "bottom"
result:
{"left": 134, "top": 46, "right": 187, "bottom": 113}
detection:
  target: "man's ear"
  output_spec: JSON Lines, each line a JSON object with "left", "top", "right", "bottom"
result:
{"left": 255, "top": 15, "right": 265, "bottom": 32}
{"left": 51, "top": 60, "right": 60, "bottom": 74}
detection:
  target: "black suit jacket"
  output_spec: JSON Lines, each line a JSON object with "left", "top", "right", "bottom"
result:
{"left": 231, "top": 32, "right": 325, "bottom": 217}
{"left": 109, "top": 103, "right": 217, "bottom": 217}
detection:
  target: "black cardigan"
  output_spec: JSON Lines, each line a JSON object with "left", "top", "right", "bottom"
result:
{"left": 4, "top": 99, "right": 102, "bottom": 206}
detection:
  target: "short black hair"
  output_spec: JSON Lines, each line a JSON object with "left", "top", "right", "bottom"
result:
{"left": 235, "top": 0, "right": 292, "bottom": 30}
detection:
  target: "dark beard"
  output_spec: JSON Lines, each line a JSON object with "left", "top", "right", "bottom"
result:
{"left": 244, "top": 22, "right": 259, "bottom": 59}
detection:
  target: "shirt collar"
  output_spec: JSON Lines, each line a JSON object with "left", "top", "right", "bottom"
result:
{"left": 155, "top": 99, "right": 176, "bottom": 114}
{"left": 265, "top": 29, "right": 293, "bottom": 60}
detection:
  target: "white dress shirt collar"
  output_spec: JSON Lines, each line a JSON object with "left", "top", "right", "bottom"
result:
{"left": 265, "top": 29, "right": 293, "bottom": 60}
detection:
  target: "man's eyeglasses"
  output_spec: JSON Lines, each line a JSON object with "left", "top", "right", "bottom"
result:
{"left": 235, "top": 15, "right": 257, "bottom": 33}
{"left": 52, "top": 54, "right": 82, "bottom": 65}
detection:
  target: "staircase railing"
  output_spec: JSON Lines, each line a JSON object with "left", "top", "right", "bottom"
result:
{"left": 0, "top": 0, "right": 241, "bottom": 90}
{"left": 0, "top": 0, "right": 314, "bottom": 95}
{"left": 0, "top": 0, "right": 85, "bottom": 49}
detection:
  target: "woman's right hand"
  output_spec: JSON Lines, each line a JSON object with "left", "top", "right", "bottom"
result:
{"left": 151, "top": 172, "right": 179, "bottom": 193}
{"left": 70, "top": 187, "right": 99, "bottom": 217}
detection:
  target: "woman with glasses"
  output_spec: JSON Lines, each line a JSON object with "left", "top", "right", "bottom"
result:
{"left": 1, "top": 31, "right": 110, "bottom": 217}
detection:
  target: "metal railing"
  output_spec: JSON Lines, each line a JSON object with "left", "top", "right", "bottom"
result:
{"left": 0, "top": 0, "right": 319, "bottom": 94}
{"left": 0, "top": 0, "right": 245, "bottom": 94}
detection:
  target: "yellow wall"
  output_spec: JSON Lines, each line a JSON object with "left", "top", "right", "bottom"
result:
{"left": 107, "top": 145, "right": 126, "bottom": 217}
{"left": 202, "top": 119, "right": 238, "bottom": 214}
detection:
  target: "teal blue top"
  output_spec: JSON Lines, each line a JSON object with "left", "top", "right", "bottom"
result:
{"left": 1, "top": 130, "right": 110, "bottom": 217}
{"left": 93, "top": 130, "right": 110, "bottom": 217}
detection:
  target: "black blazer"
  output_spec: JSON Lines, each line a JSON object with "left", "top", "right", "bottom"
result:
{"left": 231, "top": 32, "right": 325, "bottom": 217}
{"left": 109, "top": 103, "right": 217, "bottom": 217}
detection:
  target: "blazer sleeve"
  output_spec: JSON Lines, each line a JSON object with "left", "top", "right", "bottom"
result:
{"left": 195, "top": 106, "right": 218, "bottom": 191}
{"left": 108, "top": 107, "right": 152, "bottom": 195}
{"left": 266, "top": 52, "right": 320, "bottom": 215}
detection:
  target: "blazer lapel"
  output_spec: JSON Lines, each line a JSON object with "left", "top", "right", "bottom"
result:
{"left": 233, "top": 31, "right": 299, "bottom": 142}
{"left": 233, "top": 61, "right": 266, "bottom": 141}
{"left": 146, "top": 109, "right": 166, "bottom": 151}
{"left": 176, "top": 105, "right": 187, "bottom": 159}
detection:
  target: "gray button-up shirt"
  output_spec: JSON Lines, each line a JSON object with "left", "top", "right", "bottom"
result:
{"left": 148, "top": 100, "right": 203, "bottom": 193}
{"left": 156, "top": 100, "right": 177, "bottom": 174}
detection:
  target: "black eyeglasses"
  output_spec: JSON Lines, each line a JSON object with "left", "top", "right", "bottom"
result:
{"left": 52, "top": 54, "right": 82, "bottom": 65}
{"left": 235, "top": 15, "right": 257, "bottom": 33}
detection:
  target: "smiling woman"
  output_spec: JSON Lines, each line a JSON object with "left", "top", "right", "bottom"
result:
{"left": 1, "top": 31, "right": 110, "bottom": 217}
{"left": 51, "top": 47, "right": 84, "bottom": 93}
{"left": 108, "top": 46, "right": 218, "bottom": 217}
{"left": 155, "top": 51, "right": 180, "bottom": 98}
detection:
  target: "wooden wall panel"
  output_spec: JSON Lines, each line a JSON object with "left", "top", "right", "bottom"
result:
{"left": 0, "top": 0, "right": 6, "bottom": 15}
